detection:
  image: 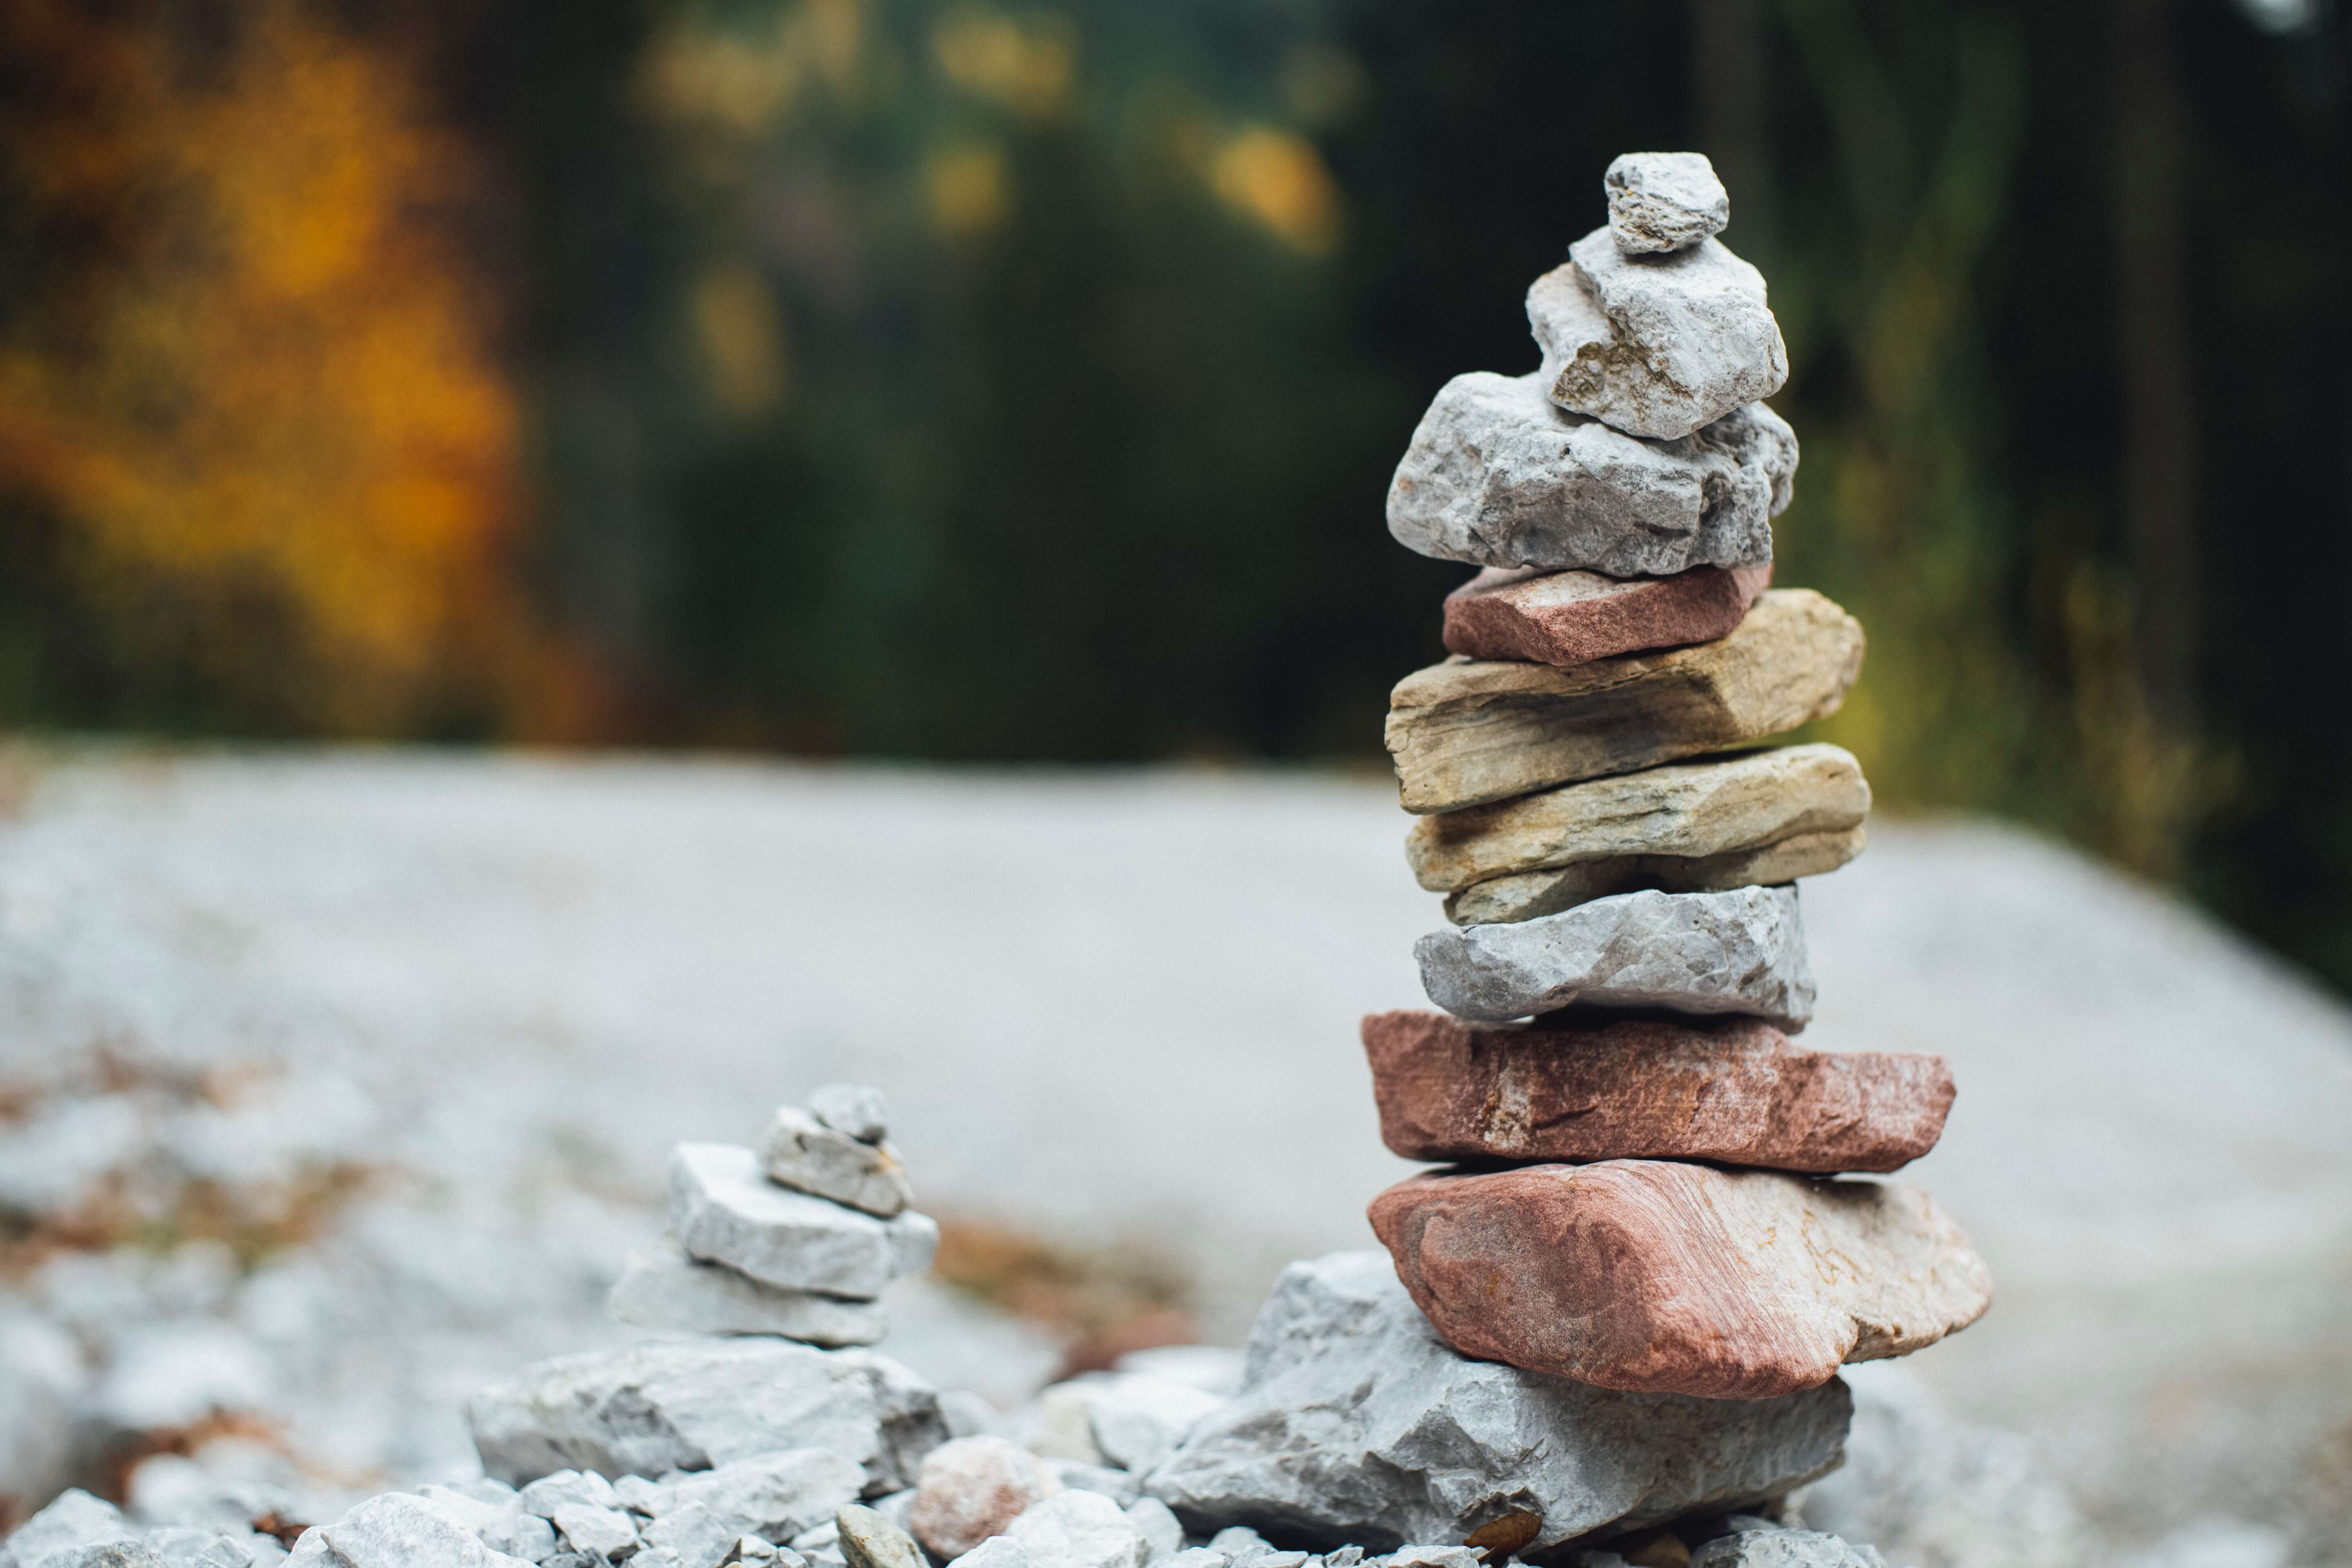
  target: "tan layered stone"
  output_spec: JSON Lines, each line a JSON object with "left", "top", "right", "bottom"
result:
{"left": 1405, "top": 743, "right": 1869, "bottom": 912}
{"left": 1369, "top": 1162, "right": 1992, "bottom": 1399}
{"left": 1386, "top": 590, "right": 1863, "bottom": 815}
{"left": 1441, "top": 563, "right": 1771, "bottom": 667}
{"left": 1360, "top": 1009, "right": 1952, "bottom": 1172}
{"left": 1444, "top": 826, "right": 1864, "bottom": 923}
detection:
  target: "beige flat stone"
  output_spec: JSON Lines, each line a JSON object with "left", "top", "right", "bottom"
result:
{"left": 1386, "top": 589, "right": 1863, "bottom": 815}
{"left": 1445, "top": 824, "right": 1866, "bottom": 923}
{"left": 1407, "top": 742, "right": 1869, "bottom": 895}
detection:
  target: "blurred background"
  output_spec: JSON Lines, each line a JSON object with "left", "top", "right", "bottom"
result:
{"left": 3, "top": 2, "right": 2352, "bottom": 1566}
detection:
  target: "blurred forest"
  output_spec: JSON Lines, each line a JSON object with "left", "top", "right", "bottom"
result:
{"left": 0, "top": 0, "right": 2346, "bottom": 989}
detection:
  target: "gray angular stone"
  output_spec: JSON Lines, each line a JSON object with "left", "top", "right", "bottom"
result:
{"left": 837, "top": 1506, "right": 926, "bottom": 1568}
{"left": 1003, "top": 1493, "right": 1147, "bottom": 1568}
{"left": 139, "top": 1530, "right": 265, "bottom": 1568}
{"left": 1079, "top": 1378, "right": 1224, "bottom": 1476}
{"left": 1385, "top": 1551, "right": 1479, "bottom": 1568}
{"left": 607, "top": 1245, "right": 891, "bottom": 1344}
{"left": 1385, "top": 372, "right": 1791, "bottom": 576}
{"left": 646, "top": 1451, "right": 866, "bottom": 1548}
{"left": 1605, "top": 153, "right": 1730, "bottom": 254}
{"left": 1160, "top": 1552, "right": 1228, "bottom": 1568}
{"left": 1408, "top": 744, "right": 1869, "bottom": 906}
{"left": 1143, "top": 1252, "right": 1850, "bottom": 1553}
{"left": 278, "top": 1496, "right": 535, "bottom": 1568}
{"left": 1416, "top": 885, "right": 1814, "bottom": 1026}
{"left": 1690, "top": 1529, "right": 1886, "bottom": 1568}
{"left": 2, "top": 1491, "right": 136, "bottom": 1568}
{"left": 1124, "top": 1500, "right": 1183, "bottom": 1568}
{"left": 411, "top": 1488, "right": 554, "bottom": 1564}
{"left": 466, "top": 1339, "right": 948, "bottom": 1493}
{"left": 549, "top": 1505, "right": 637, "bottom": 1561}
{"left": 646, "top": 1501, "right": 741, "bottom": 1568}
{"left": 670, "top": 1143, "right": 937, "bottom": 1299}
{"left": 952, "top": 1541, "right": 1031, "bottom": 1568}
{"left": 809, "top": 1085, "right": 890, "bottom": 1145}
{"left": 517, "top": 1471, "right": 619, "bottom": 1521}
{"left": 722, "top": 1541, "right": 784, "bottom": 1566}
{"left": 1386, "top": 590, "right": 1864, "bottom": 816}
{"left": 1205, "top": 1531, "right": 1267, "bottom": 1561}
{"left": 760, "top": 1108, "right": 914, "bottom": 1218}
{"left": 1531, "top": 232, "right": 1787, "bottom": 441}
{"left": 50, "top": 1548, "right": 165, "bottom": 1568}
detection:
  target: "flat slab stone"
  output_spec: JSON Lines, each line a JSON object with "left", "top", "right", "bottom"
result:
{"left": 1415, "top": 885, "right": 1815, "bottom": 1026}
{"left": 760, "top": 1105, "right": 915, "bottom": 1218}
{"left": 1360, "top": 1009, "right": 1953, "bottom": 1172}
{"left": 1406, "top": 743, "right": 1870, "bottom": 897}
{"left": 1141, "top": 1252, "right": 1851, "bottom": 1553}
{"left": 1444, "top": 826, "right": 1864, "bottom": 924}
{"left": 1605, "top": 152, "right": 1730, "bottom": 254}
{"left": 1531, "top": 231, "right": 1787, "bottom": 441}
{"left": 1385, "top": 372, "right": 1792, "bottom": 575}
{"left": 671, "top": 1143, "right": 937, "bottom": 1298}
{"left": 1370, "top": 1163, "right": 1993, "bottom": 1399}
{"left": 1387, "top": 588, "right": 1864, "bottom": 815}
{"left": 1441, "top": 562, "right": 1769, "bottom": 667}
{"left": 466, "top": 1339, "right": 948, "bottom": 1492}
{"left": 606, "top": 1245, "right": 890, "bottom": 1344}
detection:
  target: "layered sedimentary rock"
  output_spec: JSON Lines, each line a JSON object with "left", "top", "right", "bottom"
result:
{"left": 1414, "top": 885, "right": 1815, "bottom": 1026}
{"left": 1385, "top": 372, "right": 1793, "bottom": 575}
{"left": 1441, "top": 562, "right": 1770, "bottom": 667}
{"left": 1369, "top": 1164, "right": 1993, "bottom": 1399}
{"left": 1360, "top": 1009, "right": 1952, "bottom": 1172}
{"left": 605, "top": 1247, "right": 890, "bottom": 1344}
{"left": 670, "top": 1143, "right": 937, "bottom": 1298}
{"left": 1531, "top": 232, "right": 1787, "bottom": 441}
{"left": 1386, "top": 589, "right": 1864, "bottom": 815}
{"left": 1443, "top": 828, "right": 1863, "bottom": 924}
{"left": 1407, "top": 744, "right": 1869, "bottom": 910}
{"left": 1604, "top": 151, "right": 1731, "bottom": 254}
{"left": 1141, "top": 1252, "right": 1851, "bottom": 1553}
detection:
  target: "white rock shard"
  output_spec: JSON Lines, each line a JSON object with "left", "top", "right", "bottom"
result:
{"left": 643, "top": 1450, "right": 867, "bottom": 1547}
{"left": 809, "top": 1084, "right": 891, "bottom": 1145}
{"left": 1141, "top": 1252, "right": 1850, "bottom": 1553}
{"left": 466, "top": 1339, "right": 948, "bottom": 1493}
{"left": 1415, "top": 885, "right": 1815, "bottom": 1026}
{"left": 0, "top": 1491, "right": 138, "bottom": 1568}
{"left": 281, "top": 1495, "right": 536, "bottom": 1568}
{"left": 670, "top": 1143, "right": 937, "bottom": 1298}
{"left": 607, "top": 1245, "right": 890, "bottom": 1343}
{"left": 1003, "top": 1491, "right": 1150, "bottom": 1568}
{"left": 1078, "top": 1376, "right": 1223, "bottom": 1475}
{"left": 1690, "top": 1529, "right": 1888, "bottom": 1568}
{"left": 1385, "top": 372, "right": 1791, "bottom": 575}
{"left": 760, "top": 1107, "right": 915, "bottom": 1218}
{"left": 1531, "top": 231, "right": 1788, "bottom": 441}
{"left": 1605, "top": 152, "right": 1730, "bottom": 254}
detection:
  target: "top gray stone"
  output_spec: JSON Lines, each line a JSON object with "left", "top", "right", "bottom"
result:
{"left": 1531, "top": 230, "right": 1787, "bottom": 441}
{"left": 811, "top": 1083, "right": 890, "bottom": 1144}
{"left": 1141, "top": 1251, "right": 1850, "bottom": 1554}
{"left": 1605, "top": 152, "right": 1730, "bottom": 254}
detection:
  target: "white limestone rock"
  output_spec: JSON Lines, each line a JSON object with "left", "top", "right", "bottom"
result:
{"left": 549, "top": 1504, "right": 637, "bottom": 1561}
{"left": 1124, "top": 1499, "right": 1183, "bottom": 1567}
{"left": 607, "top": 1245, "right": 891, "bottom": 1344}
{"left": 809, "top": 1085, "right": 890, "bottom": 1145}
{"left": 760, "top": 1107, "right": 914, "bottom": 1219}
{"left": 1531, "top": 232, "right": 1788, "bottom": 441}
{"left": 952, "top": 1539, "right": 1032, "bottom": 1568}
{"left": 1605, "top": 152, "right": 1730, "bottom": 254}
{"left": 1142, "top": 1252, "right": 1850, "bottom": 1553}
{"left": 645, "top": 1450, "right": 866, "bottom": 1548}
{"left": 279, "top": 1495, "right": 536, "bottom": 1568}
{"left": 410, "top": 1486, "right": 555, "bottom": 1563}
{"left": 1004, "top": 1491, "right": 1149, "bottom": 1568}
{"left": 1078, "top": 1378, "right": 1223, "bottom": 1476}
{"left": 1415, "top": 885, "right": 1815, "bottom": 1027}
{"left": 670, "top": 1143, "right": 937, "bottom": 1299}
{"left": 466, "top": 1339, "right": 948, "bottom": 1493}
{"left": 516, "top": 1470, "right": 618, "bottom": 1520}
{"left": 1690, "top": 1528, "right": 1887, "bottom": 1568}
{"left": 1, "top": 1490, "right": 136, "bottom": 1568}
{"left": 43, "top": 1547, "right": 164, "bottom": 1568}
{"left": 1385, "top": 372, "right": 1791, "bottom": 575}
{"left": 644, "top": 1502, "right": 739, "bottom": 1568}
{"left": 139, "top": 1529, "right": 272, "bottom": 1568}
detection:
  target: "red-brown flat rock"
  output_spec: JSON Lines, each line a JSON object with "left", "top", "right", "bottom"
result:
{"left": 1362, "top": 1009, "right": 1951, "bottom": 1173}
{"left": 1369, "top": 1162, "right": 1993, "bottom": 1399}
{"left": 1441, "top": 562, "right": 1772, "bottom": 667}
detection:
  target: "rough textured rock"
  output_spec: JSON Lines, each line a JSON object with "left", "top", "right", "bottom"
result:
{"left": 1385, "top": 372, "right": 1792, "bottom": 575}
{"left": 909, "top": 1437, "right": 1058, "bottom": 1561}
{"left": 1604, "top": 153, "right": 1730, "bottom": 254}
{"left": 282, "top": 1495, "right": 535, "bottom": 1568}
{"left": 810, "top": 1084, "right": 891, "bottom": 1144}
{"left": 1441, "top": 563, "right": 1769, "bottom": 668}
{"left": 1142, "top": 1252, "right": 1850, "bottom": 1553}
{"left": 1532, "top": 232, "right": 1787, "bottom": 441}
{"left": 1409, "top": 745, "right": 1869, "bottom": 909}
{"left": 1690, "top": 1529, "right": 1886, "bottom": 1568}
{"left": 1361, "top": 1010, "right": 1952, "bottom": 1172}
{"left": 762, "top": 1107, "right": 913, "bottom": 1218}
{"left": 953, "top": 1539, "right": 1032, "bottom": 1568}
{"left": 1124, "top": 1499, "right": 1182, "bottom": 1566}
{"left": 1444, "top": 829, "right": 1864, "bottom": 925}
{"left": 1077, "top": 1377, "right": 1224, "bottom": 1475}
{"left": 1387, "top": 590, "right": 1864, "bottom": 815}
{"left": 549, "top": 1505, "right": 638, "bottom": 1561}
{"left": 1002, "top": 1491, "right": 1148, "bottom": 1568}
{"left": 1, "top": 1490, "right": 136, "bottom": 1568}
{"left": 606, "top": 1246, "right": 890, "bottom": 1343}
{"left": 1414, "top": 886, "right": 1815, "bottom": 1025}
{"left": 52, "top": 1546, "right": 163, "bottom": 1568}
{"left": 837, "top": 1505, "right": 927, "bottom": 1568}
{"left": 647, "top": 1450, "right": 867, "bottom": 1546}
{"left": 517, "top": 1471, "right": 617, "bottom": 1519}
{"left": 670, "top": 1143, "right": 937, "bottom": 1298}
{"left": 412, "top": 1486, "right": 554, "bottom": 1563}
{"left": 466, "top": 1339, "right": 948, "bottom": 1492}
{"left": 1370, "top": 1163, "right": 1993, "bottom": 1399}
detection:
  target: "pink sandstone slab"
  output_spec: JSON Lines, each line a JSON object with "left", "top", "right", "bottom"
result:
{"left": 1361, "top": 1009, "right": 1951, "bottom": 1173}
{"left": 1442, "top": 563, "right": 1772, "bottom": 667}
{"left": 1368, "top": 1162, "right": 1993, "bottom": 1400}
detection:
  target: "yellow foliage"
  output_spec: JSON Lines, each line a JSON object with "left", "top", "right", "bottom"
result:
{"left": 927, "top": 143, "right": 1012, "bottom": 236}
{"left": 933, "top": 8, "right": 1076, "bottom": 117}
{"left": 1211, "top": 126, "right": 1341, "bottom": 255}
{"left": 0, "top": 0, "right": 562, "bottom": 735}
{"left": 693, "top": 263, "right": 788, "bottom": 415}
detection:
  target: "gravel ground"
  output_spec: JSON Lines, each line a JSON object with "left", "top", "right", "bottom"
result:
{"left": 0, "top": 747, "right": 2345, "bottom": 1562}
